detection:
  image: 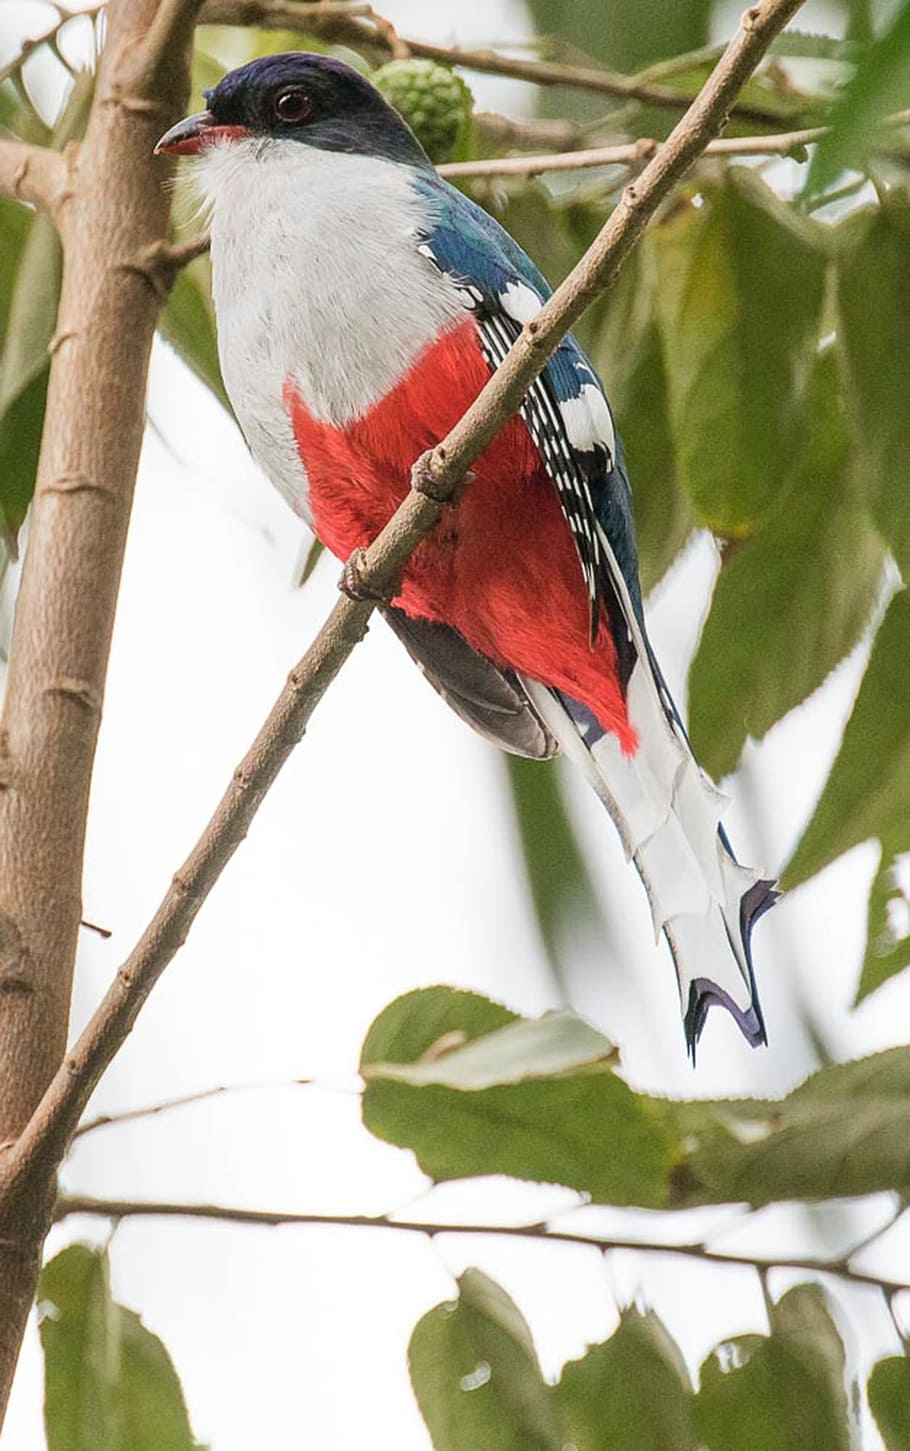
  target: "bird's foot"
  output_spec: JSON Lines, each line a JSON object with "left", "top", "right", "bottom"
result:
{"left": 338, "top": 547, "right": 391, "bottom": 604}
{"left": 410, "top": 449, "right": 475, "bottom": 506}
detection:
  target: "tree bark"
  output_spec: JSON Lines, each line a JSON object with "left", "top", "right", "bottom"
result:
{"left": 0, "top": 0, "right": 192, "bottom": 1422}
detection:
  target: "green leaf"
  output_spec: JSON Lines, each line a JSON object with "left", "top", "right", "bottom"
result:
{"left": 806, "top": 2, "right": 910, "bottom": 198}
{"left": 869, "top": 1356, "right": 910, "bottom": 1450}
{"left": 363, "top": 1007, "right": 617, "bottom": 1090}
{"left": 674, "top": 1045, "right": 910, "bottom": 1207}
{"left": 361, "top": 992, "right": 910, "bottom": 1208}
{"left": 857, "top": 850, "right": 910, "bottom": 1003}
{"left": 409, "top": 1269, "right": 562, "bottom": 1451}
{"left": 40, "top": 1245, "right": 199, "bottom": 1451}
{"left": 359, "top": 985, "right": 518, "bottom": 1069}
{"left": 588, "top": 240, "right": 692, "bottom": 594}
{"left": 158, "top": 255, "right": 231, "bottom": 412}
{"left": 0, "top": 70, "right": 94, "bottom": 545}
{"left": 361, "top": 989, "right": 674, "bottom": 1206}
{"left": 652, "top": 170, "right": 827, "bottom": 536}
{"left": 695, "top": 1285, "right": 850, "bottom": 1451}
{"left": 525, "top": 0, "right": 711, "bottom": 75}
{"left": 837, "top": 195, "right": 910, "bottom": 579}
{"left": 785, "top": 590, "right": 910, "bottom": 890}
{"left": 688, "top": 347, "right": 883, "bottom": 778}
{"left": 505, "top": 755, "right": 609, "bottom": 981}
{"left": 555, "top": 1308, "right": 698, "bottom": 1450}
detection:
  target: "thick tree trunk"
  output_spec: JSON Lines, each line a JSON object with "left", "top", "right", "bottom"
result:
{"left": 0, "top": 2, "right": 191, "bottom": 1421}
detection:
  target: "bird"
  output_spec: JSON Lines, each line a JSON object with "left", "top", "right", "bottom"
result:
{"left": 155, "top": 52, "right": 776, "bottom": 1057}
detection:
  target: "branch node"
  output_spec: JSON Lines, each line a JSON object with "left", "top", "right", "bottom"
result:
{"left": 117, "top": 244, "right": 177, "bottom": 303}
{"left": 742, "top": 6, "right": 762, "bottom": 29}
{"left": 45, "top": 678, "right": 102, "bottom": 713}
{"left": 44, "top": 472, "right": 113, "bottom": 500}
{"left": 48, "top": 328, "right": 77, "bottom": 356}
{"left": 0, "top": 976, "right": 35, "bottom": 998}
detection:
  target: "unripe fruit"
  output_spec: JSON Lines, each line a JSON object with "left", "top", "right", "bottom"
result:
{"left": 373, "top": 59, "right": 473, "bottom": 164}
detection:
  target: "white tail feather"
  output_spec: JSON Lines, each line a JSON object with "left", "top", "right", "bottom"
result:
{"left": 521, "top": 517, "right": 774, "bottom": 1055}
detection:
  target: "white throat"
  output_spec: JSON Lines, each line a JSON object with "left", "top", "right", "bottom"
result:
{"left": 191, "top": 139, "right": 464, "bottom": 516}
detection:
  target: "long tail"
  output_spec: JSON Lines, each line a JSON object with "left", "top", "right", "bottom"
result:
{"left": 521, "top": 652, "right": 776, "bottom": 1058}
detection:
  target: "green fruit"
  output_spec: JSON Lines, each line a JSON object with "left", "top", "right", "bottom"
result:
{"left": 373, "top": 59, "right": 473, "bottom": 164}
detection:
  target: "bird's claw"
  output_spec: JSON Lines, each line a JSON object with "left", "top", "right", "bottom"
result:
{"left": 338, "top": 547, "right": 390, "bottom": 603}
{"left": 410, "top": 450, "right": 474, "bottom": 506}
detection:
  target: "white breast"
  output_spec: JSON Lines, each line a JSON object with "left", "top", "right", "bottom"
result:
{"left": 193, "top": 140, "right": 465, "bottom": 518}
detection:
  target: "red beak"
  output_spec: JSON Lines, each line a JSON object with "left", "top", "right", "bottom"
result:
{"left": 154, "top": 112, "right": 248, "bottom": 156}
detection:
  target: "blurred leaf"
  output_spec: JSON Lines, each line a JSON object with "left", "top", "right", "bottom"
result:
{"left": 0, "top": 369, "right": 49, "bottom": 550}
{"left": 505, "top": 755, "right": 609, "bottom": 980}
{"left": 41, "top": 1245, "right": 199, "bottom": 1451}
{"left": 361, "top": 988, "right": 674, "bottom": 1206}
{"left": 837, "top": 195, "right": 910, "bottom": 579}
{"left": 869, "top": 1356, "right": 910, "bottom": 1450}
{"left": 653, "top": 170, "right": 827, "bottom": 536}
{"left": 361, "top": 990, "right": 910, "bottom": 1207}
{"left": 673, "top": 1045, "right": 910, "bottom": 1207}
{"left": 785, "top": 589, "right": 910, "bottom": 902}
{"left": 857, "top": 850, "right": 910, "bottom": 1003}
{"left": 695, "top": 1285, "right": 850, "bottom": 1451}
{"left": 0, "top": 70, "right": 93, "bottom": 544}
{"left": 688, "top": 347, "right": 883, "bottom": 778}
{"left": 158, "top": 255, "right": 231, "bottom": 412}
{"left": 555, "top": 1308, "right": 698, "bottom": 1450}
{"left": 807, "top": 1, "right": 910, "bottom": 197}
{"left": 588, "top": 241, "right": 692, "bottom": 593}
{"left": 195, "top": 28, "right": 332, "bottom": 86}
{"left": 295, "top": 533, "right": 325, "bottom": 586}
{"left": 525, "top": 0, "right": 712, "bottom": 75}
{"left": 0, "top": 213, "right": 62, "bottom": 413}
{"left": 409, "top": 1269, "right": 562, "bottom": 1451}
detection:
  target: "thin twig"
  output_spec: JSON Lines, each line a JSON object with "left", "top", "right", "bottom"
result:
{"left": 72, "top": 1075, "right": 344, "bottom": 1138}
{"left": 52, "top": 1195, "right": 910, "bottom": 1299}
{"left": 142, "top": 0, "right": 210, "bottom": 83}
{"left": 0, "top": 6, "right": 104, "bottom": 91}
{"left": 0, "top": 0, "right": 808, "bottom": 1209}
{"left": 0, "top": 138, "right": 66, "bottom": 214}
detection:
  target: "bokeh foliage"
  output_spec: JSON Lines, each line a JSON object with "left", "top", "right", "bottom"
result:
{"left": 5, "top": 0, "right": 910, "bottom": 1445}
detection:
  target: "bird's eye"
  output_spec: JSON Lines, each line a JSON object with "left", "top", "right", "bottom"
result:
{"left": 273, "top": 90, "right": 312, "bottom": 124}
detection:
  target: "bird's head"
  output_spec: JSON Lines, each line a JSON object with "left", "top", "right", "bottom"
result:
{"left": 154, "top": 52, "right": 431, "bottom": 169}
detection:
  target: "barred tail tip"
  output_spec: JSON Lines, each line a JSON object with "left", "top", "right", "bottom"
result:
{"left": 681, "top": 876, "right": 778, "bottom": 1061}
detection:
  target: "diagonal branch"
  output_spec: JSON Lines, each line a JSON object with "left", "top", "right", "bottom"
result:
{"left": 0, "top": 0, "right": 807, "bottom": 1209}
{"left": 0, "top": 139, "right": 67, "bottom": 215}
{"left": 53, "top": 1195, "right": 910, "bottom": 1300}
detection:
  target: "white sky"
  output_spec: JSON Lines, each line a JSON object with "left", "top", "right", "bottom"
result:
{"left": 2, "top": 2, "right": 909, "bottom": 1447}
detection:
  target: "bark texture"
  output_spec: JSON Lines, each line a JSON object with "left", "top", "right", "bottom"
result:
{"left": 0, "top": 0, "right": 193, "bottom": 1421}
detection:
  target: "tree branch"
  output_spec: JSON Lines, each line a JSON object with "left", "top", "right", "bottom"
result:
{"left": 439, "top": 110, "right": 910, "bottom": 180}
{"left": 438, "top": 126, "right": 825, "bottom": 179}
{"left": 0, "top": 139, "right": 67, "bottom": 215}
{"left": 196, "top": 0, "right": 805, "bottom": 126}
{"left": 53, "top": 1195, "right": 910, "bottom": 1300}
{"left": 0, "top": 6, "right": 105, "bottom": 91}
{"left": 0, "top": 0, "right": 806, "bottom": 1250}
{"left": 72, "top": 1075, "right": 331, "bottom": 1138}
{"left": 142, "top": 0, "right": 211, "bottom": 81}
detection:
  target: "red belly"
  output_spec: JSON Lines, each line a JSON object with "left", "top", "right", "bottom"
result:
{"left": 285, "top": 318, "right": 633, "bottom": 751}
